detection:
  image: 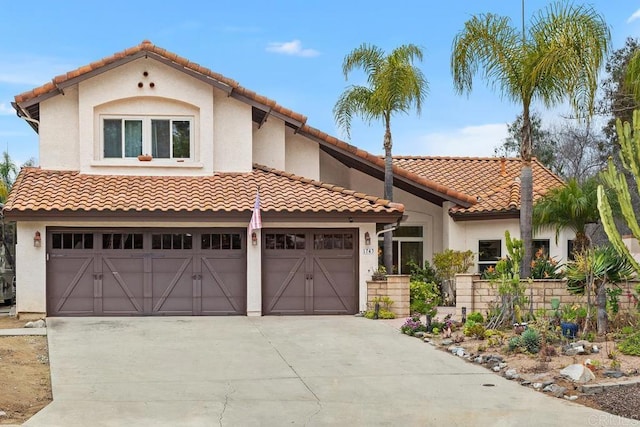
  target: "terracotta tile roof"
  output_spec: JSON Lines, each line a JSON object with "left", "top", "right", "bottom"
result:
{"left": 299, "top": 125, "right": 478, "bottom": 206}
{"left": 14, "top": 40, "right": 307, "bottom": 126}
{"left": 392, "top": 156, "right": 564, "bottom": 216}
{"left": 4, "top": 166, "right": 403, "bottom": 218}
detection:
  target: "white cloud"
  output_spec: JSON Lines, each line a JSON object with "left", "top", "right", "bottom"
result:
{"left": 628, "top": 9, "right": 640, "bottom": 23}
{"left": 414, "top": 123, "right": 509, "bottom": 157}
{"left": 266, "top": 40, "right": 320, "bottom": 58}
{"left": 0, "top": 55, "right": 74, "bottom": 86}
{"left": 0, "top": 103, "right": 14, "bottom": 115}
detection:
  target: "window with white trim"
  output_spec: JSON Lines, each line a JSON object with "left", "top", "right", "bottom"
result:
{"left": 102, "top": 116, "right": 192, "bottom": 160}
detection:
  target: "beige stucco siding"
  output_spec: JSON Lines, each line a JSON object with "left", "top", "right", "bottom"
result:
{"left": 285, "top": 128, "right": 319, "bottom": 180}
{"left": 213, "top": 91, "right": 252, "bottom": 172}
{"left": 252, "top": 119, "right": 286, "bottom": 170}
{"left": 39, "top": 86, "right": 80, "bottom": 170}
{"left": 319, "top": 150, "right": 350, "bottom": 187}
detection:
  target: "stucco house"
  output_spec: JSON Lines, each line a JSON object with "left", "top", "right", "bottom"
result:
{"left": 6, "top": 41, "right": 574, "bottom": 317}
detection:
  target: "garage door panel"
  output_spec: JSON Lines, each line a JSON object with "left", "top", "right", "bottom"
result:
{"left": 47, "top": 256, "right": 95, "bottom": 315}
{"left": 152, "top": 257, "right": 194, "bottom": 314}
{"left": 263, "top": 256, "right": 306, "bottom": 314}
{"left": 313, "top": 256, "right": 354, "bottom": 314}
{"left": 201, "top": 257, "right": 246, "bottom": 314}
{"left": 102, "top": 257, "right": 145, "bottom": 314}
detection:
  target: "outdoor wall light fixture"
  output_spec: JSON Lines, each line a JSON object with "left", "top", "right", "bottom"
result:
{"left": 364, "top": 232, "right": 371, "bottom": 246}
{"left": 33, "top": 231, "right": 42, "bottom": 248}
{"left": 251, "top": 232, "right": 258, "bottom": 246}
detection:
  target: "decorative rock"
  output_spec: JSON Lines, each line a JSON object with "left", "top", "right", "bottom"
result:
{"left": 560, "top": 364, "right": 596, "bottom": 383}
{"left": 24, "top": 319, "right": 46, "bottom": 328}
{"left": 563, "top": 346, "right": 580, "bottom": 357}
{"left": 441, "top": 339, "right": 453, "bottom": 346}
{"left": 423, "top": 338, "right": 431, "bottom": 343}
{"left": 603, "top": 370, "right": 624, "bottom": 379}
{"left": 592, "top": 345, "right": 599, "bottom": 354}
{"left": 543, "top": 384, "right": 567, "bottom": 398}
{"left": 0, "top": 410, "right": 5, "bottom": 417}
{"left": 533, "top": 383, "right": 543, "bottom": 390}
{"left": 493, "top": 366, "right": 501, "bottom": 372}
{"left": 520, "top": 380, "right": 531, "bottom": 386}
{"left": 456, "top": 348, "right": 466, "bottom": 357}
{"left": 498, "top": 362, "right": 508, "bottom": 369}
{"left": 542, "top": 380, "right": 555, "bottom": 388}
{"left": 564, "top": 395, "right": 579, "bottom": 401}
{"left": 573, "top": 345, "right": 586, "bottom": 355}
{"left": 504, "top": 369, "right": 519, "bottom": 380}
{"left": 414, "top": 331, "right": 425, "bottom": 338}
{"left": 474, "top": 356, "right": 483, "bottom": 364}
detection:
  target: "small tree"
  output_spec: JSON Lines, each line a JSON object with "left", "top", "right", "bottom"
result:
{"left": 565, "top": 246, "right": 634, "bottom": 335}
{"left": 432, "top": 249, "right": 474, "bottom": 305}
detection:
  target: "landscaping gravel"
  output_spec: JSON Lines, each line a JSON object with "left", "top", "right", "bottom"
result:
{"left": 581, "top": 382, "right": 640, "bottom": 422}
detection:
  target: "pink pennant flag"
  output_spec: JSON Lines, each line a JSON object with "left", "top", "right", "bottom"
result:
{"left": 249, "top": 189, "right": 262, "bottom": 234}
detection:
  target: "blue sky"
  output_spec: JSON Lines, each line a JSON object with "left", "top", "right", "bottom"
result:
{"left": 1, "top": 1, "right": 639, "bottom": 166}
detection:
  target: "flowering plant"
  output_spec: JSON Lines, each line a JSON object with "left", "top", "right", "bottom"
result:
{"left": 400, "top": 316, "right": 428, "bottom": 336}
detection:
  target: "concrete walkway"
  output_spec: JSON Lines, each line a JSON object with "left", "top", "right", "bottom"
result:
{"left": 24, "top": 316, "right": 640, "bottom": 427}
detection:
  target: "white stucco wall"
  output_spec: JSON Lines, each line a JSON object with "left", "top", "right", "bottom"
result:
{"left": 213, "top": 91, "right": 253, "bottom": 172}
{"left": 252, "top": 119, "right": 285, "bottom": 170}
{"left": 319, "top": 150, "right": 350, "bottom": 187}
{"left": 348, "top": 168, "right": 443, "bottom": 263}
{"left": 444, "top": 214, "right": 576, "bottom": 272}
{"left": 76, "top": 58, "right": 215, "bottom": 174}
{"left": 39, "top": 86, "right": 79, "bottom": 170}
{"left": 285, "top": 128, "right": 319, "bottom": 180}
{"left": 15, "top": 222, "right": 47, "bottom": 313}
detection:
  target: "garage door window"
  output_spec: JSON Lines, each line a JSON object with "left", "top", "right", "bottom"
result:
{"left": 314, "top": 233, "right": 354, "bottom": 250}
{"left": 265, "top": 233, "right": 305, "bottom": 250}
{"left": 201, "top": 233, "right": 241, "bottom": 250}
{"left": 152, "top": 233, "right": 193, "bottom": 250}
{"left": 51, "top": 233, "right": 94, "bottom": 250}
{"left": 102, "top": 233, "right": 143, "bottom": 250}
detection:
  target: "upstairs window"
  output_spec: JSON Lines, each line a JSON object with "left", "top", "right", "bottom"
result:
{"left": 478, "top": 240, "right": 501, "bottom": 273}
{"left": 102, "top": 116, "right": 192, "bottom": 160}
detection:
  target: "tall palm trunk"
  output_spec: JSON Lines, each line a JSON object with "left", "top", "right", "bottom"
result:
{"left": 383, "top": 119, "right": 394, "bottom": 274}
{"left": 520, "top": 105, "right": 533, "bottom": 277}
{"left": 596, "top": 281, "right": 608, "bottom": 335}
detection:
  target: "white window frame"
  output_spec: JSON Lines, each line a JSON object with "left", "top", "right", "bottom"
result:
{"left": 101, "top": 115, "right": 194, "bottom": 162}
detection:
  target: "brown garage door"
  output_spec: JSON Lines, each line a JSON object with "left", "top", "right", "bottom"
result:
{"left": 262, "top": 229, "right": 358, "bottom": 315}
{"left": 46, "top": 229, "right": 246, "bottom": 316}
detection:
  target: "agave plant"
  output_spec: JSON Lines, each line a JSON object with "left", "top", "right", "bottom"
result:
{"left": 565, "top": 246, "right": 636, "bottom": 335}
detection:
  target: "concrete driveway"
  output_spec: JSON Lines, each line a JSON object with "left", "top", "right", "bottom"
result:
{"left": 25, "top": 316, "right": 639, "bottom": 427}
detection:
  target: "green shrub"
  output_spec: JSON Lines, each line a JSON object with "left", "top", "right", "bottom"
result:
{"left": 465, "top": 323, "right": 486, "bottom": 340}
{"left": 619, "top": 332, "right": 640, "bottom": 356}
{"left": 521, "top": 328, "right": 541, "bottom": 354}
{"left": 467, "top": 312, "right": 484, "bottom": 324}
{"left": 508, "top": 336, "right": 521, "bottom": 352}
{"left": 409, "top": 281, "right": 440, "bottom": 316}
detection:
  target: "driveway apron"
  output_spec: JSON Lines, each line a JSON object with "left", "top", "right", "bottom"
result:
{"left": 25, "top": 316, "right": 640, "bottom": 426}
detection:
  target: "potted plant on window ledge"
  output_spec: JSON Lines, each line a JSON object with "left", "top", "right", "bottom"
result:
{"left": 138, "top": 154, "right": 153, "bottom": 161}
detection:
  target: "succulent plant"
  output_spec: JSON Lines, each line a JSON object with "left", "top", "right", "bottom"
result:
{"left": 521, "top": 328, "right": 541, "bottom": 354}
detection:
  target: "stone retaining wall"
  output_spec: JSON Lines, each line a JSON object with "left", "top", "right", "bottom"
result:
{"left": 366, "top": 275, "right": 410, "bottom": 318}
{"left": 455, "top": 274, "right": 638, "bottom": 320}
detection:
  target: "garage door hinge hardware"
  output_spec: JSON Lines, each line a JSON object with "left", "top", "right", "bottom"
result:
{"left": 306, "top": 273, "right": 313, "bottom": 280}
{"left": 192, "top": 274, "right": 202, "bottom": 280}
{"left": 93, "top": 273, "right": 103, "bottom": 280}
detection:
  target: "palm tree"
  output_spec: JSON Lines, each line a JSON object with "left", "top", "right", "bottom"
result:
{"left": 451, "top": 2, "right": 610, "bottom": 277}
{"left": 533, "top": 178, "right": 601, "bottom": 255}
{"left": 0, "top": 151, "right": 18, "bottom": 203}
{"left": 334, "top": 44, "right": 428, "bottom": 273}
